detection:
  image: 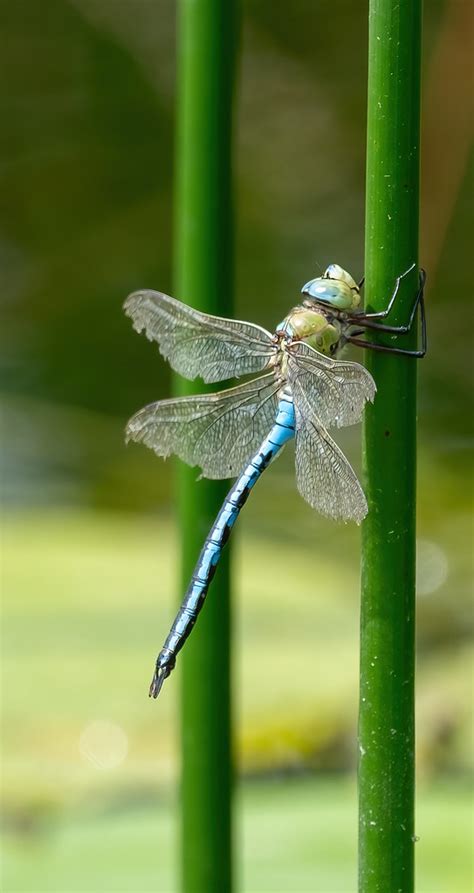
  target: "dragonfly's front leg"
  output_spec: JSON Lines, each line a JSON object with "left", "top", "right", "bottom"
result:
{"left": 351, "top": 262, "right": 417, "bottom": 321}
{"left": 348, "top": 268, "right": 426, "bottom": 332}
{"left": 346, "top": 269, "right": 426, "bottom": 357}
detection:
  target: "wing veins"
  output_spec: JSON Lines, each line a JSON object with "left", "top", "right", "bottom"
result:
{"left": 192, "top": 381, "right": 280, "bottom": 459}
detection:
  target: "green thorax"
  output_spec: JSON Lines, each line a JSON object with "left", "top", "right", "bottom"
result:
{"left": 276, "top": 264, "right": 361, "bottom": 356}
{"left": 276, "top": 306, "right": 341, "bottom": 355}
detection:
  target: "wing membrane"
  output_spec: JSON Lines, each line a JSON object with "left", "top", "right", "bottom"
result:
{"left": 294, "top": 403, "right": 368, "bottom": 523}
{"left": 287, "top": 341, "right": 376, "bottom": 428}
{"left": 124, "top": 290, "right": 275, "bottom": 383}
{"left": 126, "top": 373, "right": 279, "bottom": 479}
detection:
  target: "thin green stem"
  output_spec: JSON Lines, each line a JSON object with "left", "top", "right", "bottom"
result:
{"left": 359, "top": 1, "right": 422, "bottom": 891}
{"left": 173, "top": 1, "right": 238, "bottom": 891}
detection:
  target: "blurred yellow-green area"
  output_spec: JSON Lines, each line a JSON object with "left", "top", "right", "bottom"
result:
{"left": 1, "top": 1, "right": 473, "bottom": 891}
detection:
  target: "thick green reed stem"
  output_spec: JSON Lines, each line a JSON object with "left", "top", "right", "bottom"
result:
{"left": 173, "top": 1, "right": 238, "bottom": 892}
{"left": 359, "top": 2, "right": 422, "bottom": 891}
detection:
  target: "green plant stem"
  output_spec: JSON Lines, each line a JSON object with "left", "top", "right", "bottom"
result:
{"left": 359, "top": 1, "right": 422, "bottom": 891}
{"left": 173, "top": 1, "right": 238, "bottom": 891}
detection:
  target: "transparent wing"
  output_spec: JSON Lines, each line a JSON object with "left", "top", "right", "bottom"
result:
{"left": 294, "top": 403, "right": 368, "bottom": 524}
{"left": 125, "top": 373, "right": 279, "bottom": 479}
{"left": 124, "top": 290, "right": 275, "bottom": 383}
{"left": 287, "top": 340, "right": 376, "bottom": 428}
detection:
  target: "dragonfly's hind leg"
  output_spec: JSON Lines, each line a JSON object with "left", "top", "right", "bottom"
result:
{"left": 346, "top": 334, "right": 426, "bottom": 358}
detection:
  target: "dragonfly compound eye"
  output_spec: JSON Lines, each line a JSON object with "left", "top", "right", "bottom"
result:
{"left": 324, "top": 264, "right": 359, "bottom": 292}
{"left": 301, "top": 277, "right": 356, "bottom": 311}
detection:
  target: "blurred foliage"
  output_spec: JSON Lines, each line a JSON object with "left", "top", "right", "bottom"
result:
{"left": 2, "top": 513, "right": 472, "bottom": 800}
{"left": 2, "top": 512, "right": 473, "bottom": 886}
{"left": 3, "top": 778, "right": 473, "bottom": 892}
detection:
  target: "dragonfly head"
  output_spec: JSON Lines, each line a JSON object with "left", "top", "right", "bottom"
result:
{"left": 301, "top": 263, "right": 361, "bottom": 311}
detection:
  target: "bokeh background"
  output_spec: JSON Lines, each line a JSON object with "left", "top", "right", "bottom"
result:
{"left": 2, "top": 1, "right": 473, "bottom": 890}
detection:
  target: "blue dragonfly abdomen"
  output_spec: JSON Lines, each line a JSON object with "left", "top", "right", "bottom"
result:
{"left": 149, "top": 395, "right": 295, "bottom": 697}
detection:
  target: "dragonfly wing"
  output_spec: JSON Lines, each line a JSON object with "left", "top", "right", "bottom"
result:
{"left": 294, "top": 402, "right": 368, "bottom": 523}
{"left": 126, "top": 373, "right": 280, "bottom": 479}
{"left": 124, "top": 290, "right": 275, "bottom": 383}
{"left": 287, "top": 340, "right": 376, "bottom": 428}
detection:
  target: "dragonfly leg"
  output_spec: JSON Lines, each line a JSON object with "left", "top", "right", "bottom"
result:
{"left": 348, "top": 263, "right": 418, "bottom": 326}
{"left": 347, "top": 329, "right": 426, "bottom": 358}
{"left": 346, "top": 270, "right": 426, "bottom": 357}
{"left": 348, "top": 269, "right": 426, "bottom": 333}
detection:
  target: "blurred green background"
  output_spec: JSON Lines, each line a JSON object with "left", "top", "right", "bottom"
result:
{"left": 1, "top": 1, "right": 473, "bottom": 891}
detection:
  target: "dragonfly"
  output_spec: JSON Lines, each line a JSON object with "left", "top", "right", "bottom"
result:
{"left": 124, "top": 262, "right": 426, "bottom": 698}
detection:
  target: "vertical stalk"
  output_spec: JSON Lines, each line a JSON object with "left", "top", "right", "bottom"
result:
{"left": 173, "top": 1, "right": 238, "bottom": 891}
{"left": 359, "top": 2, "right": 422, "bottom": 891}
